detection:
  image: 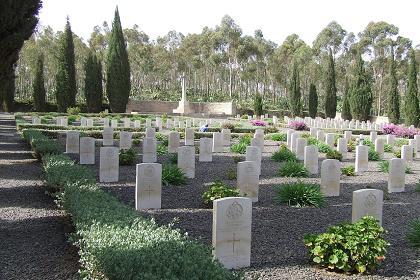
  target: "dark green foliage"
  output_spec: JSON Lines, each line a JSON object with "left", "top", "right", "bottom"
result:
{"left": 22, "top": 129, "right": 63, "bottom": 159}
{"left": 289, "top": 61, "right": 302, "bottom": 117}
{"left": 253, "top": 93, "right": 263, "bottom": 117}
{"left": 202, "top": 180, "right": 239, "bottom": 207}
{"left": 162, "top": 164, "right": 187, "bottom": 186}
{"left": 275, "top": 181, "right": 325, "bottom": 207}
{"left": 407, "top": 219, "right": 420, "bottom": 248}
{"left": 278, "top": 161, "right": 308, "bottom": 177}
{"left": 341, "top": 77, "right": 352, "bottom": 120}
{"left": 271, "top": 133, "right": 287, "bottom": 142}
{"left": 167, "top": 153, "right": 178, "bottom": 164}
{"left": 32, "top": 53, "right": 46, "bottom": 111}
{"left": 341, "top": 165, "right": 355, "bottom": 176}
{"left": 232, "top": 155, "right": 244, "bottom": 163}
{"left": 157, "top": 143, "right": 168, "bottom": 155}
{"left": 119, "top": 148, "right": 137, "bottom": 165}
{"left": 0, "top": 0, "right": 41, "bottom": 112}
{"left": 384, "top": 144, "right": 393, "bottom": 152}
{"left": 84, "top": 51, "right": 103, "bottom": 113}
{"left": 368, "top": 148, "right": 381, "bottom": 161}
{"left": 225, "top": 168, "right": 237, "bottom": 180}
{"left": 404, "top": 49, "right": 420, "bottom": 127}
{"left": 387, "top": 51, "right": 400, "bottom": 124}
{"left": 325, "top": 49, "right": 337, "bottom": 118}
{"left": 326, "top": 150, "right": 342, "bottom": 161}
{"left": 349, "top": 50, "right": 372, "bottom": 121}
{"left": 230, "top": 134, "right": 251, "bottom": 154}
{"left": 67, "top": 107, "right": 80, "bottom": 115}
{"left": 378, "top": 160, "right": 412, "bottom": 174}
{"left": 272, "top": 144, "right": 297, "bottom": 162}
{"left": 308, "top": 83, "right": 318, "bottom": 118}
{"left": 55, "top": 18, "right": 77, "bottom": 112}
{"left": 304, "top": 217, "right": 388, "bottom": 273}
{"left": 106, "top": 7, "right": 131, "bottom": 113}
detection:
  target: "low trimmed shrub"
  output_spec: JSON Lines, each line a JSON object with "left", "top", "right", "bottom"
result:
{"left": 278, "top": 161, "right": 308, "bottom": 177}
{"left": 304, "top": 216, "right": 389, "bottom": 273}
{"left": 275, "top": 182, "right": 325, "bottom": 207}
{"left": 384, "top": 144, "right": 393, "bottom": 152}
{"left": 271, "top": 145, "right": 297, "bottom": 162}
{"left": 221, "top": 122, "right": 235, "bottom": 130}
{"left": 341, "top": 165, "right": 355, "bottom": 176}
{"left": 326, "top": 150, "right": 342, "bottom": 161}
{"left": 271, "top": 133, "right": 287, "bottom": 142}
{"left": 232, "top": 155, "right": 244, "bottom": 163}
{"left": 368, "top": 149, "right": 381, "bottom": 161}
{"left": 162, "top": 164, "right": 187, "bottom": 186}
{"left": 230, "top": 142, "right": 247, "bottom": 154}
{"left": 202, "top": 180, "right": 240, "bottom": 207}
{"left": 407, "top": 219, "right": 420, "bottom": 248}
{"left": 167, "top": 153, "right": 178, "bottom": 164}
{"left": 393, "top": 149, "right": 401, "bottom": 158}
{"left": 378, "top": 160, "right": 412, "bottom": 174}
{"left": 119, "top": 148, "right": 137, "bottom": 165}
{"left": 157, "top": 143, "right": 168, "bottom": 155}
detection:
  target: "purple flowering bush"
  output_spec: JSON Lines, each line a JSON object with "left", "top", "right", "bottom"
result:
{"left": 289, "top": 121, "right": 309, "bottom": 131}
{"left": 251, "top": 120, "right": 267, "bottom": 126}
{"left": 382, "top": 124, "right": 419, "bottom": 138}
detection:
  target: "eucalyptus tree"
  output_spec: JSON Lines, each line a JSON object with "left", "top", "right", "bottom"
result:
{"left": 404, "top": 49, "right": 419, "bottom": 127}
{"left": 387, "top": 48, "right": 400, "bottom": 124}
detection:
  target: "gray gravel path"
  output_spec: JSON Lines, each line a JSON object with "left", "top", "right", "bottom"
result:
{"left": 92, "top": 136, "right": 420, "bottom": 280}
{"left": 0, "top": 114, "right": 79, "bottom": 280}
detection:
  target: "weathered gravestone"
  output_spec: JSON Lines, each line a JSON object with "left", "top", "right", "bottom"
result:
{"left": 66, "top": 131, "right": 80, "bottom": 154}
{"left": 99, "top": 147, "right": 119, "bottom": 182}
{"left": 168, "top": 131, "right": 180, "bottom": 153}
{"left": 145, "top": 127, "right": 156, "bottom": 138}
{"left": 355, "top": 145, "right": 369, "bottom": 175}
{"left": 119, "top": 131, "right": 133, "bottom": 150}
{"left": 199, "top": 137, "right": 213, "bottom": 162}
{"left": 352, "top": 189, "right": 383, "bottom": 225}
{"left": 142, "top": 137, "right": 157, "bottom": 163}
{"left": 401, "top": 145, "right": 413, "bottom": 162}
{"left": 320, "top": 159, "right": 340, "bottom": 196}
{"left": 102, "top": 127, "right": 114, "bottom": 146}
{"left": 79, "top": 137, "right": 95, "bottom": 165}
{"left": 245, "top": 146, "right": 261, "bottom": 176}
{"left": 222, "top": 129, "right": 231, "bottom": 146}
{"left": 304, "top": 145, "right": 319, "bottom": 175}
{"left": 212, "top": 197, "right": 252, "bottom": 269}
{"left": 388, "top": 158, "right": 405, "bottom": 193}
{"left": 213, "top": 132, "right": 223, "bottom": 153}
{"left": 111, "top": 119, "right": 118, "bottom": 128}
{"left": 178, "top": 146, "right": 195, "bottom": 178}
{"left": 185, "top": 128, "right": 195, "bottom": 146}
{"left": 375, "top": 138, "right": 385, "bottom": 157}
{"left": 237, "top": 161, "right": 259, "bottom": 202}
{"left": 135, "top": 163, "right": 162, "bottom": 210}
{"left": 296, "top": 138, "right": 307, "bottom": 161}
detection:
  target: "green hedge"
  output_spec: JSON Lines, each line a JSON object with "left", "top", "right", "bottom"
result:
{"left": 23, "top": 131, "right": 241, "bottom": 280}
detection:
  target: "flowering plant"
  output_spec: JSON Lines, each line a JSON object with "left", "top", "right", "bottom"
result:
{"left": 289, "top": 121, "right": 309, "bottom": 131}
{"left": 382, "top": 124, "right": 419, "bottom": 138}
{"left": 250, "top": 120, "right": 266, "bottom": 126}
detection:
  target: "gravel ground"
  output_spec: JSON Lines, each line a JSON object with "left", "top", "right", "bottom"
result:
{"left": 0, "top": 114, "right": 79, "bottom": 280}
{"left": 88, "top": 133, "right": 420, "bottom": 280}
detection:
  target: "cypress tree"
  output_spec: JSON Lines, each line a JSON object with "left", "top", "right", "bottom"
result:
{"left": 404, "top": 49, "right": 420, "bottom": 127}
{"left": 0, "top": 0, "right": 41, "bottom": 112}
{"left": 289, "top": 61, "right": 302, "bottom": 117}
{"left": 55, "top": 17, "right": 77, "bottom": 112}
{"left": 349, "top": 50, "right": 372, "bottom": 121}
{"left": 253, "top": 92, "right": 263, "bottom": 117}
{"left": 308, "top": 83, "right": 318, "bottom": 118}
{"left": 325, "top": 48, "right": 337, "bottom": 118}
{"left": 106, "top": 7, "right": 131, "bottom": 113}
{"left": 341, "top": 76, "right": 352, "bottom": 120}
{"left": 32, "top": 53, "right": 46, "bottom": 111}
{"left": 84, "top": 51, "right": 103, "bottom": 113}
{"left": 387, "top": 50, "right": 400, "bottom": 124}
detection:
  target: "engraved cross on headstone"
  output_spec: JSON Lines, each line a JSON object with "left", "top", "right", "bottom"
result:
{"left": 228, "top": 232, "right": 240, "bottom": 254}
{"left": 143, "top": 184, "right": 153, "bottom": 200}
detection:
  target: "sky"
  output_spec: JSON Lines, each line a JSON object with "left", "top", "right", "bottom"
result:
{"left": 38, "top": 0, "right": 420, "bottom": 46}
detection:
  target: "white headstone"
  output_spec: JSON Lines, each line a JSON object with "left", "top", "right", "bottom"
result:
{"left": 290, "top": 133, "right": 300, "bottom": 153}
{"left": 352, "top": 189, "right": 383, "bottom": 225}
{"left": 102, "top": 127, "right": 114, "bottom": 146}
{"left": 212, "top": 197, "right": 252, "bottom": 269}
{"left": 401, "top": 145, "right": 413, "bottom": 162}
{"left": 178, "top": 146, "right": 195, "bottom": 178}
{"left": 135, "top": 163, "right": 162, "bottom": 210}
{"left": 237, "top": 161, "right": 259, "bottom": 202}
{"left": 375, "top": 138, "right": 385, "bottom": 157}
{"left": 79, "top": 137, "right": 95, "bottom": 164}
{"left": 185, "top": 128, "right": 195, "bottom": 146}
{"left": 388, "top": 158, "right": 405, "bottom": 193}
{"left": 386, "top": 134, "right": 395, "bottom": 146}
{"left": 316, "top": 130, "right": 325, "bottom": 142}
{"left": 66, "top": 131, "right": 80, "bottom": 154}
{"left": 287, "top": 129, "right": 294, "bottom": 147}
{"left": 337, "top": 138, "right": 347, "bottom": 159}
{"left": 296, "top": 138, "right": 307, "bottom": 161}
{"left": 199, "top": 137, "right": 213, "bottom": 162}
{"left": 145, "top": 118, "right": 152, "bottom": 127}
{"left": 304, "top": 145, "right": 319, "bottom": 175}
{"left": 370, "top": 131, "right": 377, "bottom": 143}
{"left": 134, "top": 120, "right": 141, "bottom": 128}
{"left": 344, "top": 131, "right": 352, "bottom": 141}
{"left": 355, "top": 145, "right": 369, "bottom": 175}
{"left": 119, "top": 131, "right": 133, "bottom": 150}
{"left": 222, "top": 129, "right": 231, "bottom": 146}
{"left": 86, "top": 118, "right": 94, "bottom": 127}
{"left": 320, "top": 159, "right": 341, "bottom": 197}
{"left": 123, "top": 118, "right": 131, "bottom": 128}
{"left": 111, "top": 119, "right": 118, "bottom": 128}
{"left": 168, "top": 131, "right": 180, "bottom": 153}
{"left": 213, "top": 132, "right": 223, "bottom": 153}
{"left": 145, "top": 127, "right": 156, "bottom": 138}
{"left": 325, "top": 133, "right": 335, "bottom": 148}
{"left": 142, "top": 137, "right": 157, "bottom": 163}
{"left": 246, "top": 146, "right": 261, "bottom": 176}
{"left": 99, "top": 147, "right": 119, "bottom": 182}
{"left": 103, "top": 118, "right": 110, "bottom": 127}
{"left": 414, "top": 135, "right": 420, "bottom": 158}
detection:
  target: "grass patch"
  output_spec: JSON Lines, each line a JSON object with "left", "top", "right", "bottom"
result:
{"left": 341, "top": 165, "right": 355, "bottom": 176}
{"left": 275, "top": 181, "right": 325, "bottom": 207}
{"left": 271, "top": 145, "right": 297, "bottom": 162}
{"left": 278, "top": 161, "right": 308, "bottom": 177}
{"left": 326, "top": 150, "right": 342, "bottom": 161}
{"left": 162, "top": 164, "right": 187, "bottom": 186}
{"left": 119, "top": 148, "right": 137, "bottom": 165}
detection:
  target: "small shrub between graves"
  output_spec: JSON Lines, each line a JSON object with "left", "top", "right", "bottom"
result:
{"left": 368, "top": 148, "right": 381, "bottom": 161}
{"left": 278, "top": 161, "right": 308, "bottom": 177}
{"left": 230, "top": 142, "right": 247, "bottom": 154}
{"left": 162, "top": 164, "right": 187, "bottom": 186}
{"left": 271, "top": 145, "right": 297, "bottom": 162}
{"left": 407, "top": 219, "right": 420, "bottom": 248}
{"left": 157, "top": 143, "right": 168, "bottom": 155}
{"left": 326, "top": 150, "right": 343, "bottom": 161}
{"left": 132, "top": 139, "right": 141, "bottom": 145}
{"left": 270, "top": 133, "right": 287, "bottom": 142}
{"left": 341, "top": 165, "right": 355, "bottom": 176}
{"left": 304, "top": 216, "right": 389, "bottom": 274}
{"left": 384, "top": 144, "right": 393, "bottom": 152}
{"left": 275, "top": 182, "right": 325, "bottom": 207}
{"left": 347, "top": 138, "right": 357, "bottom": 152}
{"left": 167, "top": 153, "right": 178, "bottom": 164}
{"left": 225, "top": 168, "right": 237, "bottom": 180}
{"left": 67, "top": 106, "right": 81, "bottom": 115}
{"left": 362, "top": 139, "right": 374, "bottom": 149}
{"left": 232, "top": 155, "right": 244, "bottom": 163}
{"left": 119, "top": 148, "right": 137, "bottom": 165}
{"left": 202, "top": 180, "right": 240, "bottom": 207}
{"left": 378, "top": 160, "right": 412, "bottom": 174}
{"left": 393, "top": 149, "right": 401, "bottom": 158}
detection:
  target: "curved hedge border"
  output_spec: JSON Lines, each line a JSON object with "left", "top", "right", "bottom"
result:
{"left": 21, "top": 129, "right": 241, "bottom": 280}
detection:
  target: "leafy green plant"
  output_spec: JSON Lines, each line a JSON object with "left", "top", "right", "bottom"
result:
{"left": 230, "top": 142, "right": 247, "bottom": 154}
{"left": 202, "top": 180, "right": 239, "bottom": 207}
{"left": 157, "top": 143, "right": 168, "bottom": 155}
{"left": 275, "top": 181, "right": 325, "bottom": 207}
{"left": 378, "top": 160, "right": 412, "bottom": 174}
{"left": 395, "top": 138, "right": 409, "bottom": 147}
{"left": 271, "top": 145, "right": 297, "bottom": 162}
{"left": 362, "top": 139, "right": 374, "bottom": 149}
{"left": 304, "top": 216, "right": 389, "bottom": 273}
{"left": 67, "top": 106, "right": 81, "bottom": 115}
{"left": 119, "top": 148, "right": 137, "bottom": 165}
{"left": 393, "top": 149, "right": 401, "bottom": 158}
{"left": 239, "top": 134, "right": 252, "bottom": 145}
{"left": 384, "top": 144, "right": 393, "bottom": 152}
{"left": 278, "top": 161, "right": 308, "bottom": 177}
{"left": 368, "top": 148, "right": 381, "bottom": 161}
{"left": 132, "top": 139, "right": 141, "bottom": 145}
{"left": 341, "top": 165, "right": 355, "bottom": 176}
{"left": 326, "top": 150, "right": 342, "bottom": 161}
{"left": 232, "top": 155, "right": 244, "bottom": 163}
{"left": 271, "top": 133, "right": 287, "bottom": 142}
{"left": 407, "top": 219, "right": 420, "bottom": 248}
{"left": 167, "top": 153, "right": 177, "bottom": 164}
{"left": 225, "top": 168, "right": 237, "bottom": 180}
{"left": 347, "top": 138, "right": 357, "bottom": 152}
{"left": 162, "top": 164, "right": 187, "bottom": 186}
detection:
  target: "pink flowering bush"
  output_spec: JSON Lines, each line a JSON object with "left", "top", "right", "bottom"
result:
{"left": 289, "top": 121, "right": 309, "bottom": 131}
{"left": 251, "top": 120, "right": 267, "bottom": 126}
{"left": 382, "top": 124, "right": 419, "bottom": 138}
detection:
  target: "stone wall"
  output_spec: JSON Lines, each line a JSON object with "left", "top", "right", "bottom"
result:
{"left": 126, "top": 99, "right": 236, "bottom": 116}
